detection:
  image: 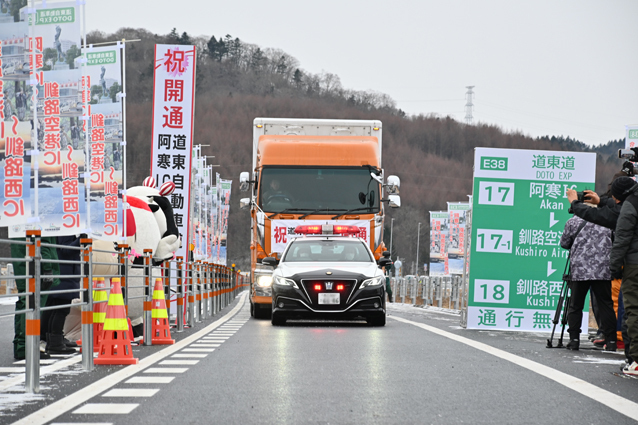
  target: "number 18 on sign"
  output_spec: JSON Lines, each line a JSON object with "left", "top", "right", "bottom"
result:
{"left": 467, "top": 148, "right": 596, "bottom": 332}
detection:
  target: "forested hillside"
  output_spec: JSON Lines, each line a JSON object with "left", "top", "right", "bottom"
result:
{"left": 3, "top": 27, "right": 623, "bottom": 271}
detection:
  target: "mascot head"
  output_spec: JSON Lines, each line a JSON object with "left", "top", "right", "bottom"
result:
{"left": 126, "top": 177, "right": 180, "bottom": 265}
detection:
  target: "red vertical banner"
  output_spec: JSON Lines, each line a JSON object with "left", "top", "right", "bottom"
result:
{"left": 150, "top": 44, "right": 196, "bottom": 261}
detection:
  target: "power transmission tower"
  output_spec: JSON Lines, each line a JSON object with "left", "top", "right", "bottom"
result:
{"left": 464, "top": 86, "right": 475, "bottom": 125}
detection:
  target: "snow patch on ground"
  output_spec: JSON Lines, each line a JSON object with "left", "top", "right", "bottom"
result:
{"left": 388, "top": 302, "right": 461, "bottom": 317}
{"left": 573, "top": 355, "right": 626, "bottom": 366}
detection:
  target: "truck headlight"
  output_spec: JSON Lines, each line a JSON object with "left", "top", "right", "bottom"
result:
{"left": 274, "top": 275, "right": 298, "bottom": 289}
{"left": 360, "top": 275, "right": 384, "bottom": 289}
{"left": 257, "top": 275, "right": 273, "bottom": 287}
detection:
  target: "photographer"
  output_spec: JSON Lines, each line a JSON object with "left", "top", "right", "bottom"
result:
{"left": 560, "top": 215, "right": 616, "bottom": 351}
{"left": 609, "top": 178, "right": 638, "bottom": 376}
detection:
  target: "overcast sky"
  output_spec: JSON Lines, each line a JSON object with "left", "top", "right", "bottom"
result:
{"left": 86, "top": 0, "right": 638, "bottom": 147}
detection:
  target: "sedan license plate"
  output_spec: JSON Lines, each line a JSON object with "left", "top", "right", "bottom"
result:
{"left": 318, "top": 293, "right": 340, "bottom": 305}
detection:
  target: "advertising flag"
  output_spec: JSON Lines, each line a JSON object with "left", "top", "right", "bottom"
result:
{"left": 150, "top": 44, "right": 196, "bottom": 262}
{"left": 447, "top": 202, "right": 471, "bottom": 275}
{"left": 429, "top": 211, "right": 448, "bottom": 276}
{"left": 0, "top": 18, "right": 32, "bottom": 228}
{"left": 79, "top": 46, "right": 124, "bottom": 241}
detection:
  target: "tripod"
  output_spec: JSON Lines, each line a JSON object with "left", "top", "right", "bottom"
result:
{"left": 547, "top": 258, "right": 571, "bottom": 348}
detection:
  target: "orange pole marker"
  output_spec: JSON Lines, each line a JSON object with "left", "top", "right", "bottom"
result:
{"left": 94, "top": 278, "right": 139, "bottom": 365}
{"left": 151, "top": 278, "right": 174, "bottom": 345}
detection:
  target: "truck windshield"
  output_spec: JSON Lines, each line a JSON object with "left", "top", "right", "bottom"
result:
{"left": 259, "top": 167, "right": 380, "bottom": 213}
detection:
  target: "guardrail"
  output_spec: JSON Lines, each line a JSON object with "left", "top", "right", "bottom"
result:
{"left": 0, "top": 231, "right": 247, "bottom": 393}
{"left": 391, "top": 275, "right": 464, "bottom": 311}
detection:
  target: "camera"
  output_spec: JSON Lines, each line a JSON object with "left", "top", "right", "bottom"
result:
{"left": 618, "top": 147, "right": 638, "bottom": 162}
{"left": 576, "top": 191, "right": 586, "bottom": 202}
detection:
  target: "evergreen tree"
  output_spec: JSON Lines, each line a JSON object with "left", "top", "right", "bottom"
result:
{"left": 293, "top": 68, "right": 303, "bottom": 86}
{"left": 179, "top": 31, "right": 192, "bottom": 45}
{"left": 168, "top": 28, "right": 180, "bottom": 43}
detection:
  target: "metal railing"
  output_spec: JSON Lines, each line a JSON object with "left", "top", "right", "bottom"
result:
{"left": 391, "top": 275, "right": 464, "bottom": 311}
{"left": 0, "top": 231, "right": 247, "bottom": 393}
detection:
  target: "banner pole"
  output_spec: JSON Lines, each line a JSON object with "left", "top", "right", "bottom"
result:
{"left": 121, "top": 39, "right": 127, "bottom": 242}
{"left": 81, "top": 0, "right": 90, "bottom": 234}
{"left": 30, "top": 0, "right": 38, "bottom": 230}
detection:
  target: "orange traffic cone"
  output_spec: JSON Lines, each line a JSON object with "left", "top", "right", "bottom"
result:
{"left": 78, "top": 277, "right": 109, "bottom": 352}
{"left": 151, "top": 278, "right": 174, "bottom": 345}
{"left": 94, "top": 278, "right": 138, "bottom": 365}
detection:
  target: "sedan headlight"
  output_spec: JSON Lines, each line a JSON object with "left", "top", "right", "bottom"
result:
{"left": 256, "top": 275, "right": 273, "bottom": 287}
{"left": 274, "top": 275, "right": 298, "bottom": 289}
{"left": 360, "top": 275, "right": 384, "bottom": 289}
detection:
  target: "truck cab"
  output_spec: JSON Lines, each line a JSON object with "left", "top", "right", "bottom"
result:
{"left": 239, "top": 118, "right": 400, "bottom": 318}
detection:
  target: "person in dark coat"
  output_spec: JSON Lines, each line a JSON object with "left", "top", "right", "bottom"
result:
{"left": 40, "top": 235, "right": 81, "bottom": 354}
{"left": 609, "top": 178, "right": 638, "bottom": 376}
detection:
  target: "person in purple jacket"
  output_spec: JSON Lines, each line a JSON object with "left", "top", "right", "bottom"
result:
{"left": 560, "top": 215, "right": 617, "bottom": 351}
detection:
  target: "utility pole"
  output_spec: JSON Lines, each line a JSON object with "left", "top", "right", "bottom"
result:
{"left": 415, "top": 222, "right": 421, "bottom": 276}
{"left": 464, "top": 86, "right": 474, "bottom": 125}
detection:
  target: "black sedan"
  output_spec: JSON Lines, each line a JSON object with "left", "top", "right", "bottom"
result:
{"left": 264, "top": 235, "right": 390, "bottom": 326}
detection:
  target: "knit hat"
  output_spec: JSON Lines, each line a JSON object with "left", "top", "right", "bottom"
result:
{"left": 611, "top": 176, "right": 636, "bottom": 202}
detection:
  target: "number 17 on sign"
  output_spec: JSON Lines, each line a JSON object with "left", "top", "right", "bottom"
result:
{"left": 476, "top": 229, "right": 513, "bottom": 253}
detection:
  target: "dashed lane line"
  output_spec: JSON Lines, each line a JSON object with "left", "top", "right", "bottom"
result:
{"left": 181, "top": 348, "right": 215, "bottom": 352}
{"left": 12, "top": 292, "right": 248, "bottom": 425}
{"left": 170, "top": 354, "right": 207, "bottom": 358}
{"left": 142, "top": 367, "right": 188, "bottom": 374}
{"left": 101, "top": 389, "right": 159, "bottom": 397}
{"left": 391, "top": 315, "right": 638, "bottom": 421}
{"left": 159, "top": 360, "right": 199, "bottom": 366}
{"left": 125, "top": 377, "right": 174, "bottom": 384}
{"left": 72, "top": 404, "right": 138, "bottom": 415}
{"left": 51, "top": 423, "right": 112, "bottom": 425}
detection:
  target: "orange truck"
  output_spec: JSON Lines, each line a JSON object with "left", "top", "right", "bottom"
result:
{"left": 239, "top": 118, "right": 401, "bottom": 318}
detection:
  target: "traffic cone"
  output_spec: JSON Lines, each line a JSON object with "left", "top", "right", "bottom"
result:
{"left": 78, "top": 277, "right": 109, "bottom": 352}
{"left": 94, "top": 278, "right": 138, "bottom": 365}
{"left": 151, "top": 278, "right": 174, "bottom": 345}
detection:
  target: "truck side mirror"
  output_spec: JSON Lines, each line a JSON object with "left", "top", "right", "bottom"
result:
{"left": 262, "top": 257, "right": 278, "bottom": 267}
{"left": 240, "top": 198, "right": 251, "bottom": 210}
{"left": 388, "top": 195, "right": 401, "bottom": 208}
{"left": 239, "top": 172, "right": 250, "bottom": 192}
{"left": 386, "top": 175, "right": 400, "bottom": 194}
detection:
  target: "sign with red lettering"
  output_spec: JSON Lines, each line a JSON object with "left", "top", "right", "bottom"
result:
{"left": 269, "top": 220, "right": 371, "bottom": 254}
{"left": 150, "top": 44, "right": 196, "bottom": 261}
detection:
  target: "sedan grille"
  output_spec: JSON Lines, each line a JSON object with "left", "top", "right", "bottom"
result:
{"left": 300, "top": 279, "right": 357, "bottom": 310}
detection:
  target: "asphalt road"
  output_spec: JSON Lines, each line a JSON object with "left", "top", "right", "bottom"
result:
{"left": 2, "top": 292, "right": 638, "bottom": 424}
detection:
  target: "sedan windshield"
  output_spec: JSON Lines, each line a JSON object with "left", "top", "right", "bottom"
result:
{"left": 259, "top": 167, "right": 380, "bottom": 213}
{"left": 283, "top": 240, "right": 373, "bottom": 263}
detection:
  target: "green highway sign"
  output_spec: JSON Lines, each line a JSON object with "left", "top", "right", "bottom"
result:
{"left": 467, "top": 148, "right": 596, "bottom": 331}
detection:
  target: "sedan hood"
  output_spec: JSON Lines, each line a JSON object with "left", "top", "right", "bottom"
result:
{"left": 277, "top": 262, "right": 381, "bottom": 278}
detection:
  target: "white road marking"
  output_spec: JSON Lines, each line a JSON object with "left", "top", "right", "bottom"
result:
{"left": 171, "top": 354, "right": 207, "bottom": 358}
{"left": 143, "top": 368, "right": 188, "bottom": 374}
{"left": 51, "top": 423, "right": 112, "bottom": 425}
{"left": 72, "top": 404, "right": 138, "bottom": 414}
{"left": 13, "top": 359, "right": 57, "bottom": 365}
{"left": 159, "top": 360, "right": 199, "bottom": 366}
{"left": 1, "top": 355, "right": 82, "bottom": 391}
{"left": 206, "top": 335, "right": 229, "bottom": 339}
{"left": 101, "top": 389, "right": 159, "bottom": 397}
{"left": 191, "top": 344, "right": 219, "bottom": 348}
{"left": 0, "top": 367, "right": 25, "bottom": 373}
{"left": 392, "top": 315, "right": 638, "bottom": 421}
{"left": 12, "top": 293, "right": 247, "bottom": 425}
{"left": 181, "top": 348, "right": 215, "bottom": 352}
{"left": 125, "top": 377, "right": 175, "bottom": 384}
